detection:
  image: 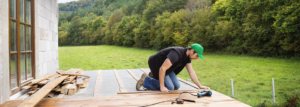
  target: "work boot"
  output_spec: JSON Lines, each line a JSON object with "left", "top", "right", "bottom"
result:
{"left": 148, "top": 72, "right": 153, "bottom": 78}
{"left": 136, "top": 73, "right": 147, "bottom": 90}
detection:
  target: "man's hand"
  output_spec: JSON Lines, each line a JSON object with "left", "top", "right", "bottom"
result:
{"left": 160, "top": 86, "right": 170, "bottom": 92}
{"left": 199, "top": 86, "right": 210, "bottom": 89}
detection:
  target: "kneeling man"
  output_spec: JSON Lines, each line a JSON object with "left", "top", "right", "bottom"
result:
{"left": 136, "top": 43, "right": 210, "bottom": 92}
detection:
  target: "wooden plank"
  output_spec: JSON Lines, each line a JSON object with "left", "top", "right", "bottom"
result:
{"left": 30, "top": 76, "right": 49, "bottom": 84}
{"left": 46, "top": 92, "right": 55, "bottom": 98}
{"left": 56, "top": 71, "right": 90, "bottom": 78}
{"left": 94, "top": 70, "right": 102, "bottom": 97}
{"left": 64, "top": 77, "right": 71, "bottom": 81}
{"left": 53, "top": 86, "right": 61, "bottom": 92}
{"left": 61, "top": 84, "right": 72, "bottom": 94}
{"left": 27, "top": 88, "right": 40, "bottom": 95}
{"left": 62, "top": 81, "right": 70, "bottom": 85}
{"left": 177, "top": 78, "right": 199, "bottom": 89}
{"left": 80, "top": 78, "right": 89, "bottom": 88}
{"left": 29, "top": 85, "right": 38, "bottom": 91}
{"left": 113, "top": 69, "right": 127, "bottom": 92}
{"left": 68, "top": 84, "right": 79, "bottom": 95}
{"left": 1, "top": 90, "right": 251, "bottom": 107}
{"left": 126, "top": 69, "right": 139, "bottom": 81}
{"left": 65, "top": 76, "right": 76, "bottom": 82}
{"left": 76, "top": 76, "right": 83, "bottom": 85}
{"left": 37, "top": 80, "right": 49, "bottom": 85}
{"left": 70, "top": 80, "right": 76, "bottom": 84}
{"left": 22, "top": 86, "right": 32, "bottom": 90}
{"left": 56, "top": 94, "right": 65, "bottom": 98}
{"left": 18, "top": 69, "right": 82, "bottom": 107}
{"left": 117, "top": 90, "right": 202, "bottom": 94}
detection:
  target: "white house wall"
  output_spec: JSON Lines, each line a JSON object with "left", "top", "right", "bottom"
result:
{"left": 0, "top": 0, "right": 59, "bottom": 104}
{"left": 0, "top": 0, "right": 10, "bottom": 104}
{"left": 35, "top": 0, "right": 59, "bottom": 78}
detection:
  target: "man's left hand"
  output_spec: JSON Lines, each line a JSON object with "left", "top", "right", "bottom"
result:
{"left": 199, "top": 86, "right": 210, "bottom": 89}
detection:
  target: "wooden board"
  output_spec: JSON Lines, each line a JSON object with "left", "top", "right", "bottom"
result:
{"left": 80, "top": 78, "right": 89, "bottom": 88}
{"left": 61, "top": 84, "right": 72, "bottom": 94}
{"left": 117, "top": 90, "right": 204, "bottom": 94}
{"left": 27, "top": 88, "right": 39, "bottom": 95}
{"left": 29, "top": 85, "right": 38, "bottom": 90}
{"left": 37, "top": 80, "right": 49, "bottom": 85}
{"left": 68, "top": 84, "right": 79, "bottom": 95}
{"left": 21, "top": 86, "right": 32, "bottom": 90}
{"left": 53, "top": 86, "right": 61, "bottom": 92}
{"left": 2, "top": 90, "right": 251, "bottom": 107}
{"left": 126, "top": 69, "right": 139, "bottom": 81}
{"left": 18, "top": 69, "right": 82, "bottom": 107}
{"left": 46, "top": 92, "right": 55, "bottom": 98}
{"left": 177, "top": 78, "right": 199, "bottom": 89}
{"left": 76, "top": 76, "right": 83, "bottom": 86}
{"left": 113, "top": 69, "right": 127, "bottom": 92}
{"left": 70, "top": 80, "right": 76, "bottom": 84}
{"left": 94, "top": 70, "right": 102, "bottom": 97}
{"left": 65, "top": 76, "right": 76, "bottom": 82}
{"left": 57, "top": 71, "right": 90, "bottom": 78}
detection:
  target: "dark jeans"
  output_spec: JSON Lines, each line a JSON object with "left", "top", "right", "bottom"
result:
{"left": 143, "top": 72, "right": 180, "bottom": 90}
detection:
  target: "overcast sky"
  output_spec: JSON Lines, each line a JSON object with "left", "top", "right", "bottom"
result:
{"left": 57, "top": 0, "right": 79, "bottom": 3}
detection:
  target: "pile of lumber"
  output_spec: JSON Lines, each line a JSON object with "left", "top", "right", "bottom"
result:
{"left": 18, "top": 69, "right": 90, "bottom": 107}
{"left": 22, "top": 69, "right": 90, "bottom": 97}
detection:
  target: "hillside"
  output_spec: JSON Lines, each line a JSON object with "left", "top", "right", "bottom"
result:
{"left": 58, "top": 0, "right": 300, "bottom": 58}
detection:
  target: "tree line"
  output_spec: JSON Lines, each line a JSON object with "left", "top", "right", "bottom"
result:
{"left": 58, "top": 0, "right": 300, "bottom": 58}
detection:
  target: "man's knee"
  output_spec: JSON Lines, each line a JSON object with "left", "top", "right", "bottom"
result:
{"left": 174, "top": 83, "right": 180, "bottom": 90}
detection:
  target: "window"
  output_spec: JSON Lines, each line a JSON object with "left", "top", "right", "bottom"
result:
{"left": 9, "top": 0, "right": 35, "bottom": 95}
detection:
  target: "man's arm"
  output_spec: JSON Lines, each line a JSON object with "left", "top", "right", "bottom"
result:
{"left": 186, "top": 63, "right": 210, "bottom": 89}
{"left": 159, "top": 58, "right": 172, "bottom": 92}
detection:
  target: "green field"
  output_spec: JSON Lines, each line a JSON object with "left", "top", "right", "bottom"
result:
{"left": 59, "top": 45, "right": 300, "bottom": 106}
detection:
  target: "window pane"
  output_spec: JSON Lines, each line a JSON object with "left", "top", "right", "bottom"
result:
{"left": 20, "top": 0, "right": 25, "bottom": 22}
{"left": 10, "top": 54, "right": 18, "bottom": 89}
{"left": 10, "top": 21, "right": 17, "bottom": 52}
{"left": 27, "top": 53, "right": 32, "bottom": 79}
{"left": 26, "top": 26, "right": 31, "bottom": 51}
{"left": 20, "top": 24, "right": 25, "bottom": 51}
{"left": 10, "top": 0, "right": 16, "bottom": 19}
{"left": 26, "top": 0, "right": 31, "bottom": 24}
{"left": 21, "top": 54, "right": 26, "bottom": 82}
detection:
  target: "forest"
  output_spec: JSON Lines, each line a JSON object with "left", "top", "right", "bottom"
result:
{"left": 58, "top": 0, "right": 300, "bottom": 58}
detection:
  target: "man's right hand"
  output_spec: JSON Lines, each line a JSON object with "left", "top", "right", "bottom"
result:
{"left": 160, "top": 86, "right": 170, "bottom": 92}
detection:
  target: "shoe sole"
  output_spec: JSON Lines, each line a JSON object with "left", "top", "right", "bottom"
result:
{"left": 136, "top": 73, "right": 147, "bottom": 90}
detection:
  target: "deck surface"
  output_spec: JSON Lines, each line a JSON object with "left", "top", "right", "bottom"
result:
{"left": 2, "top": 69, "right": 251, "bottom": 107}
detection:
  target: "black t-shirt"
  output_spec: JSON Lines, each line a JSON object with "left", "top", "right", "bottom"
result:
{"left": 148, "top": 47, "right": 191, "bottom": 79}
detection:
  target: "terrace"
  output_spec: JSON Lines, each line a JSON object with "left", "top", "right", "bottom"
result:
{"left": 1, "top": 69, "right": 251, "bottom": 107}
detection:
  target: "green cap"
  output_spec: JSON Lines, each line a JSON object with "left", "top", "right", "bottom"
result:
{"left": 191, "top": 43, "right": 204, "bottom": 59}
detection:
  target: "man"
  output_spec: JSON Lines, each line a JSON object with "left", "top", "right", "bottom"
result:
{"left": 136, "top": 43, "right": 210, "bottom": 92}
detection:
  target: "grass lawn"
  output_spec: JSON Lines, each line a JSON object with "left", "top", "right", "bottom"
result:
{"left": 59, "top": 45, "right": 300, "bottom": 106}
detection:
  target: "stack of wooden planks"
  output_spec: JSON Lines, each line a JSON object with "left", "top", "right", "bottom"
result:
{"left": 17, "top": 69, "right": 90, "bottom": 107}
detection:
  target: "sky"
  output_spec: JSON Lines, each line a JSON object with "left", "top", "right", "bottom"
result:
{"left": 57, "top": 0, "right": 79, "bottom": 3}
